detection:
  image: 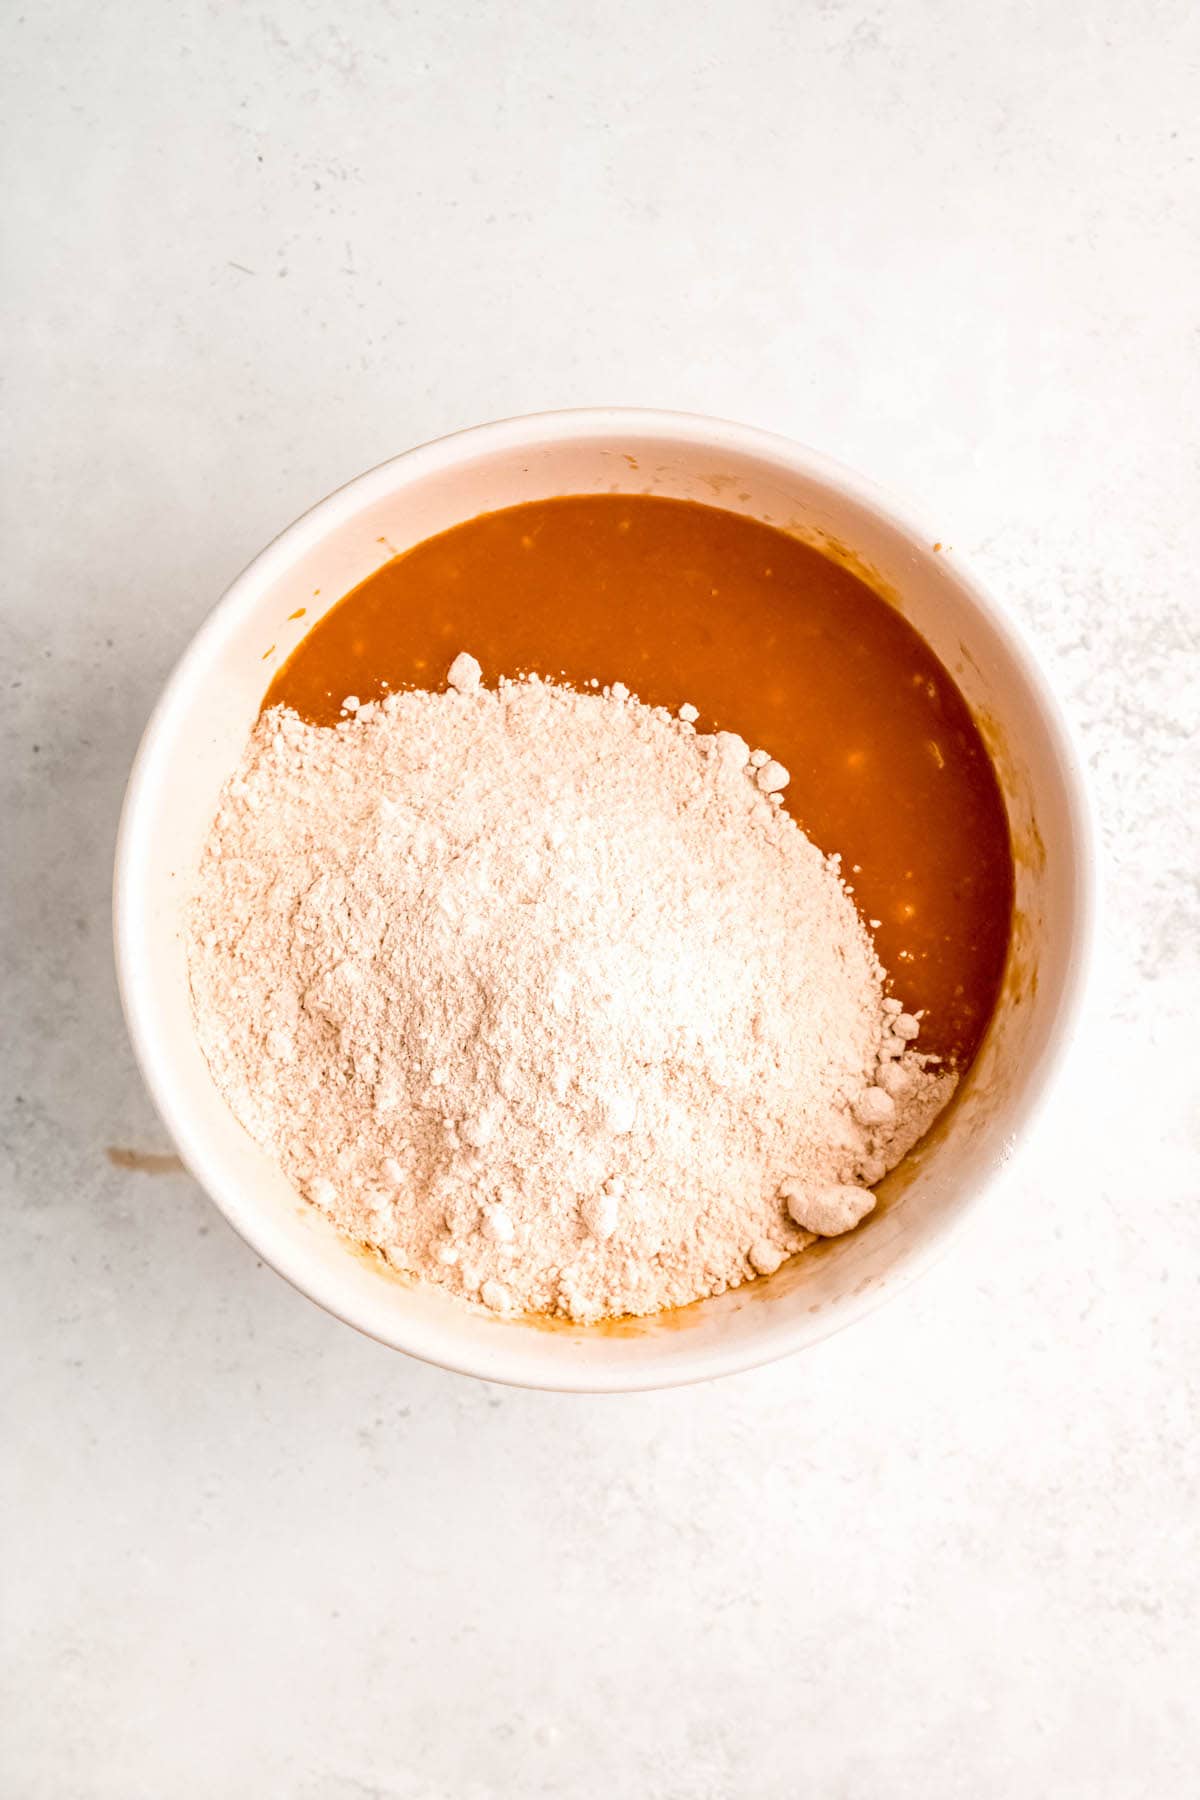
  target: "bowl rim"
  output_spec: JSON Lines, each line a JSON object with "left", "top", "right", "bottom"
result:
{"left": 113, "top": 406, "right": 1096, "bottom": 1390}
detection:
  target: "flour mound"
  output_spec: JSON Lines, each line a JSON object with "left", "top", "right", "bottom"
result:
{"left": 188, "top": 671, "right": 954, "bottom": 1320}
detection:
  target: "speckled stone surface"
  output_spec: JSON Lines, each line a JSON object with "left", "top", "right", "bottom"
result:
{"left": 3, "top": 4, "right": 1198, "bottom": 1795}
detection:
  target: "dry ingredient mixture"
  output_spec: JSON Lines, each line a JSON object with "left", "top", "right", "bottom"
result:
{"left": 189, "top": 656, "right": 955, "bottom": 1321}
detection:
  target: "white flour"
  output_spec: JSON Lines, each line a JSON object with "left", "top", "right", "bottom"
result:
{"left": 188, "top": 664, "right": 954, "bottom": 1320}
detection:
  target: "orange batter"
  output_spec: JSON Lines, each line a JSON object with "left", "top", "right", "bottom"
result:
{"left": 265, "top": 495, "right": 1013, "bottom": 1067}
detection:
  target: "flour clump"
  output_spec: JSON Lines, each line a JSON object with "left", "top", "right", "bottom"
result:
{"left": 188, "top": 659, "right": 955, "bottom": 1320}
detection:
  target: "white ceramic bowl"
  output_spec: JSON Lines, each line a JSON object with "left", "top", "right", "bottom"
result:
{"left": 114, "top": 409, "right": 1093, "bottom": 1390}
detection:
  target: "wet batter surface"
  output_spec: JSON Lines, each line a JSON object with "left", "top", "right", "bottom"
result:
{"left": 265, "top": 495, "right": 1013, "bottom": 1065}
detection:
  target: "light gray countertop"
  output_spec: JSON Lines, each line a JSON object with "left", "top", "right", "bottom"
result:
{"left": 4, "top": 3, "right": 1198, "bottom": 1795}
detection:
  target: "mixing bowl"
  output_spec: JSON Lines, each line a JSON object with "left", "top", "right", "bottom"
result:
{"left": 113, "top": 408, "right": 1093, "bottom": 1390}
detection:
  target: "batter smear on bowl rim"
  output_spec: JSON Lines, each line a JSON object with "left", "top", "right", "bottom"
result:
{"left": 187, "top": 496, "right": 1013, "bottom": 1322}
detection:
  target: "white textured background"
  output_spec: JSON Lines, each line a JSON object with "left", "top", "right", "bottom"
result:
{"left": 4, "top": 3, "right": 1198, "bottom": 1796}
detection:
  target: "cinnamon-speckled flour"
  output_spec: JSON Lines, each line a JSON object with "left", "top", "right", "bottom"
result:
{"left": 188, "top": 662, "right": 955, "bottom": 1320}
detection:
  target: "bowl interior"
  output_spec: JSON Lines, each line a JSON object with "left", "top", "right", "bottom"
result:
{"left": 115, "top": 413, "right": 1089, "bottom": 1389}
